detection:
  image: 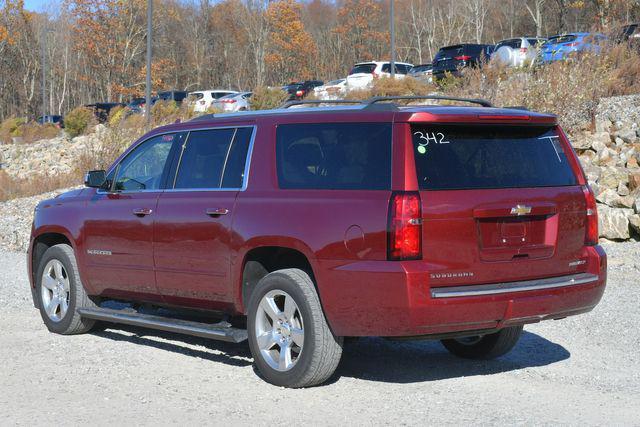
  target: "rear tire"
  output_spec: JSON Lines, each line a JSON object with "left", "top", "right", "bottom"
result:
{"left": 247, "top": 268, "right": 343, "bottom": 388}
{"left": 35, "top": 244, "right": 97, "bottom": 335}
{"left": 441, "top": 326, "right": 523, "bottom": 359}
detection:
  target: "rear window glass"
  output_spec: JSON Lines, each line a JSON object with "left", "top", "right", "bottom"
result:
{"left": 350, "top": 64, "right": 376, "bottom": 75}
{"left": 546, "top": 35, "right": 577, "bottom": 45}
{"left": 436, "top": 46, "right": 462, "bottom": 59}
{"left": 411, "top": 126, "right": 577, "bottom": 190}
{"left": 497, "top": 39, "right": 521, "bottom": 49}
{"left": 277, "top": 123, "right": 392, "bottom": 190}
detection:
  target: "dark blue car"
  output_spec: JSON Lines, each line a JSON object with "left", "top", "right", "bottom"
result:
{"left": 537, "top": 32, "right": 607, "bottom": 63}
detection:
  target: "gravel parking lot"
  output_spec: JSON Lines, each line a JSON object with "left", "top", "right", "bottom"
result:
{"left": 1, "top": 241, "right": 639, "bottom": 425}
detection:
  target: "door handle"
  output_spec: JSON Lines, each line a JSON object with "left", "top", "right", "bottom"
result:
{"left": 133, "top": 208, "right": 153, "bottom": 216}
{"left": 205, "top": 208, "right": 229, "bottom": 217}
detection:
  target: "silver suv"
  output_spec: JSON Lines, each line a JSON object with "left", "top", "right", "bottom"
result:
{"left": 492, "top": 37, "right": 546, "bottom": 67}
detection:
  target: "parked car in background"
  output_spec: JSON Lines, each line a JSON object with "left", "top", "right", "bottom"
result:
{"left": 432, "top": 44, "right": 492, "bottom": 80}
{"left": 84, "top": 103, "right": 125, "bottom": 123}
{"left": 614, "top": 23, "right": 640, "bottom": 50}
{"left": 125, "top": 97, "right": 152, "bottom": 115}
{"left": 36, "top": 115, "right": 64, "bottom": 128}
{"left": 536, "top": 33, "right": 607, "bottom": 64}
{"left": 346, "top": 61, "right": 414, "bottom": 89}
{"left": 211, "top": 92, "right": 252, "bottom": 112}
{"left": 282, "top": 81, "right": 324, "bottom": 100}
{"left": 157, "top": 90, "right": 188, "bottom": 103}
{"left": 408, "top": 64, "right": 433, "bottom": 83}
{"left": 492, "top": 37, "right": 546, "bottom": 67}
{"left": 188, "top": 90, "right": 239, "bottom": 113}
{"left": 313, "top": 79, "right": 347, "bottom": 99}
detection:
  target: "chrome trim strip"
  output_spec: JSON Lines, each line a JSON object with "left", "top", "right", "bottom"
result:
{"left": 430, "top": 273, "right": 599, "bottom": 299}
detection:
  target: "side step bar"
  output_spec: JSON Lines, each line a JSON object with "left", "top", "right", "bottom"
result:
{"left": 77, "top": 307, "right": 248, "bottom": 343}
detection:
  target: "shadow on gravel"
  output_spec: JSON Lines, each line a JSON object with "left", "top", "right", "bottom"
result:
{"left": 336, "top": 331, "right": 570, "bottom": 384}
{"left": 91, "top": 326, "right": 568, "bottom": 384}
{"left": 92, "top": 324, "right": 252, "bottom": 368}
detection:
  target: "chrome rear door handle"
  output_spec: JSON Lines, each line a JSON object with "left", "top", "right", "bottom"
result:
{"left": 205, "top": 208, "right": 229, "bottom": 217}
{"left": 133, "top": 208, "right": 153, "bottom": 216}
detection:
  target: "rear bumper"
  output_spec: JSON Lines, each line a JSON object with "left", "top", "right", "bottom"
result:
{"left": 318, "top": 245, "right": 607, "bottom": 337}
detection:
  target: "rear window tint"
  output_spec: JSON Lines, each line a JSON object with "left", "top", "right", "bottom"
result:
{"left": 277, "top": 123, "right": 392, "bottom": 190}
{"left": 411, "top": 126, "right": 577, "bottom": 190}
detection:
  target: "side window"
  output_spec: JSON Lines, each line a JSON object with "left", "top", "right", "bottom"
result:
{"left": 114, "top": 134, "right": 177, "bottom": 191}
{"left": 221, "top": 127, "right": 253, "bottom": 188}
{"left": 173, "top": 128, "right": 235, "bottom": 189}
{"left": 276, "top": 123, "right": 392, "bottom": 190}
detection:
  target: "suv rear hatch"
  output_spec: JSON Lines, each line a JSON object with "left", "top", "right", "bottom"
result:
{"left": 409, "top": 123, "right": 590, "bottom": 287}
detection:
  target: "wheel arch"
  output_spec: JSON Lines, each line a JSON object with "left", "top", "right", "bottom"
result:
{"left": 237, "top": 242, "right": 319, "bottom": 315}
{"left": 30, "top": 227, "right": 79, "bottom": 297}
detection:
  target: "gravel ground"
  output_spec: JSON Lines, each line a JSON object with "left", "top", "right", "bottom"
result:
{"left": 1, "top": 241, "right": 639, "bottom": 426}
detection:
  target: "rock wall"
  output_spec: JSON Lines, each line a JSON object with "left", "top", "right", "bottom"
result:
{"left": 573, "top": 94, "right": 640, "bottom": 240}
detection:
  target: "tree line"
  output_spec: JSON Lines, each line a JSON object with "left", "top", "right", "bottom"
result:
{"left": 0, "top": 0, "right": 639, "bottom": 121}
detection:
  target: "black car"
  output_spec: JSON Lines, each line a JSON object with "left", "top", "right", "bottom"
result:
{"left": 615, "top": 23, "right": 640, "bottom": 49}
{"left": 84, "top": 103, "right": 126, "bottom": 123}
{"left": 37, "top": 115, "right": 64, "bottom": 128}
{"left": 432, "top": 44, "right": 493, "bottom": 81}
{"left": 157, "top": 90, "right": 188, "bottom": 103}
{"left": 283, "top": 81, "right": 324, "bottom": 100}
{"left": 408, "top": 64, "right": 433, "bottom": 81}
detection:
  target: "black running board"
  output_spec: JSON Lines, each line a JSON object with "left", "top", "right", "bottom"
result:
{"left": 77, "top": 307, "right": 248, "bottom": 343}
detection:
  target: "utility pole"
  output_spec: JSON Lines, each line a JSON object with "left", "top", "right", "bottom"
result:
{"left": 390, "top": 0, "right": 396, "bottom": 78}
{"left": 41, "top": 27, "right": 46, "bottom": 120}
{"left": 145, "top": 0, "right": 153, "bottom": 126}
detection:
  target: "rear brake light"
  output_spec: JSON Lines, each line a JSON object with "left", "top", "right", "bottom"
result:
{"left": 296, "top": 90, "right": 304, "bottom": 97}
{"left": 387, "top": 192, "right": 422, "bottom": 261}
{"left": 582, "top": 185, "right": 598, "bottom": 245}
{"left": 519, "top": 47, "right": 528, "bottom": 54}
{"left": 566, "top": 42, "right": 580, "bottom": 47}
{"left": 221, "top": 99, "right": 237, "bottom": 103}
{"left": 454, "top": 55, "right": 471, "bottom": 61}
{"left": 372, "top": 71, "right": 379, "bottom": 78}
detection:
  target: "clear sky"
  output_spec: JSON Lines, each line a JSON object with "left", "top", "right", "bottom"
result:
{"left": 24, "top": 0, "right": 58, "bottom": 12}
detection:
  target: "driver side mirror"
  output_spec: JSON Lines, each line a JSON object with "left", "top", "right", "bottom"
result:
{"left": 84, "top": 170, "right": 107, "bottom": 189}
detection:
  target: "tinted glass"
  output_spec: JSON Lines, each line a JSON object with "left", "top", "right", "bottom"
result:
{"left": 497, "top": 39, "right": 521, "bottom": 49}
{"left": 277, "top": 123, "right": 392, "bottom": 190}
{"left": 221, "top": 127, "right": 253, "bottom": 188}
{"left": 411, "top": 126, "right": 577, "bottom": 190}
{"left": 114, "top": 134, "right": 177, "bottom": 191}
{"left": 174, "top": 129, "right": 235, "bottom": 189}
{"left": 546, "top": 35, "right": 577, "bottom": 45}
{"left": 350, "top": 64, "right": 376, "bottom": 74}
{"left": 435, "top": 46, "right": 462, "bottom": 60}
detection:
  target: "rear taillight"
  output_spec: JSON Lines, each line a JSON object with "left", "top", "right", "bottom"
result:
{"left": 221, "top": 99, "right": 237, "bottom": 104}
{"left": 296, "top": 90, "right": 304, "bottom": 97}
{"left": 566, "top": 42, "right": 580, "bottom": 47}
{"left": 372, "top": 71, "right": 379, "bottom": 79}
{"left": 454, "top": 55, "right": 471, "bottom": 61}
{"left": 387, "top": 192, "right": 422, "bottom": 261}
{"left": 519, "top": 47, "right": 528, "bottom": 54}
{"left": 582, "top": 185, "right": 598, "bottom": 245}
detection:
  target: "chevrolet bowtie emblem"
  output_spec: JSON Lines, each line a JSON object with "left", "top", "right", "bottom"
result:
{"left": 510, "top": 205, "right": 532, "bottom": 216}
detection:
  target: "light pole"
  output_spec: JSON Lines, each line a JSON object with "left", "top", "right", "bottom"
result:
{"left": 145, "top": 0, "right": 153, "bottom": 125}
{"left": 390, "top": 0, "right": 395, "bottom": 78}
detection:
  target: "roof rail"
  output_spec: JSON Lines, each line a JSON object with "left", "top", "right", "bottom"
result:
{"left": 279, "top": 99, "right": 365, "bottom": 109}
{"left": 365, "top": 95, "right": 493, "bottom": 108}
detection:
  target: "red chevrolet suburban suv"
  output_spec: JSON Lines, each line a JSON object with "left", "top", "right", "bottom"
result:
{"left": 28, "top": 96, "right": 607, "bottom": 388}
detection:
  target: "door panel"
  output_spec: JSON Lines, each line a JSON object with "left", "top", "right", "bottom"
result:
{"left": 83, "top": 192, "right": 161, "bottom": 301}
{"left": 154, "top": 191, "right": 238, "bottom": 309}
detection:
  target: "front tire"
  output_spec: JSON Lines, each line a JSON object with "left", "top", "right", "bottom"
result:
{"left": 247, "top": 268, "right": 343, "bottom": 388}
{"left": 35, "top": 244, "right": 97, "bottom": 335}
{"left": 441, "top": 326, "right": 523, "bottom": 359}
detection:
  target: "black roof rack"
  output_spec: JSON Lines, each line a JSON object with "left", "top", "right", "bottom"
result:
{"left": 279, "top": 99, "right": 365, "bottom": 109}
{"left": 364, "top": 95, "right": 493, "bottom": 108}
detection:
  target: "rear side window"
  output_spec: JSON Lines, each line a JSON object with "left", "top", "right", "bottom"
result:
{"left": 411, "top": 126, "right": 577, "bottom": 190}
{"left": 173, "top": 128, "right": 252, "bottom": 190}
{"left": 277, "top": 123, "right": 392, "bottom": 190}
{"left": 350, "top": 64, "right": 376, "bottom": 74}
